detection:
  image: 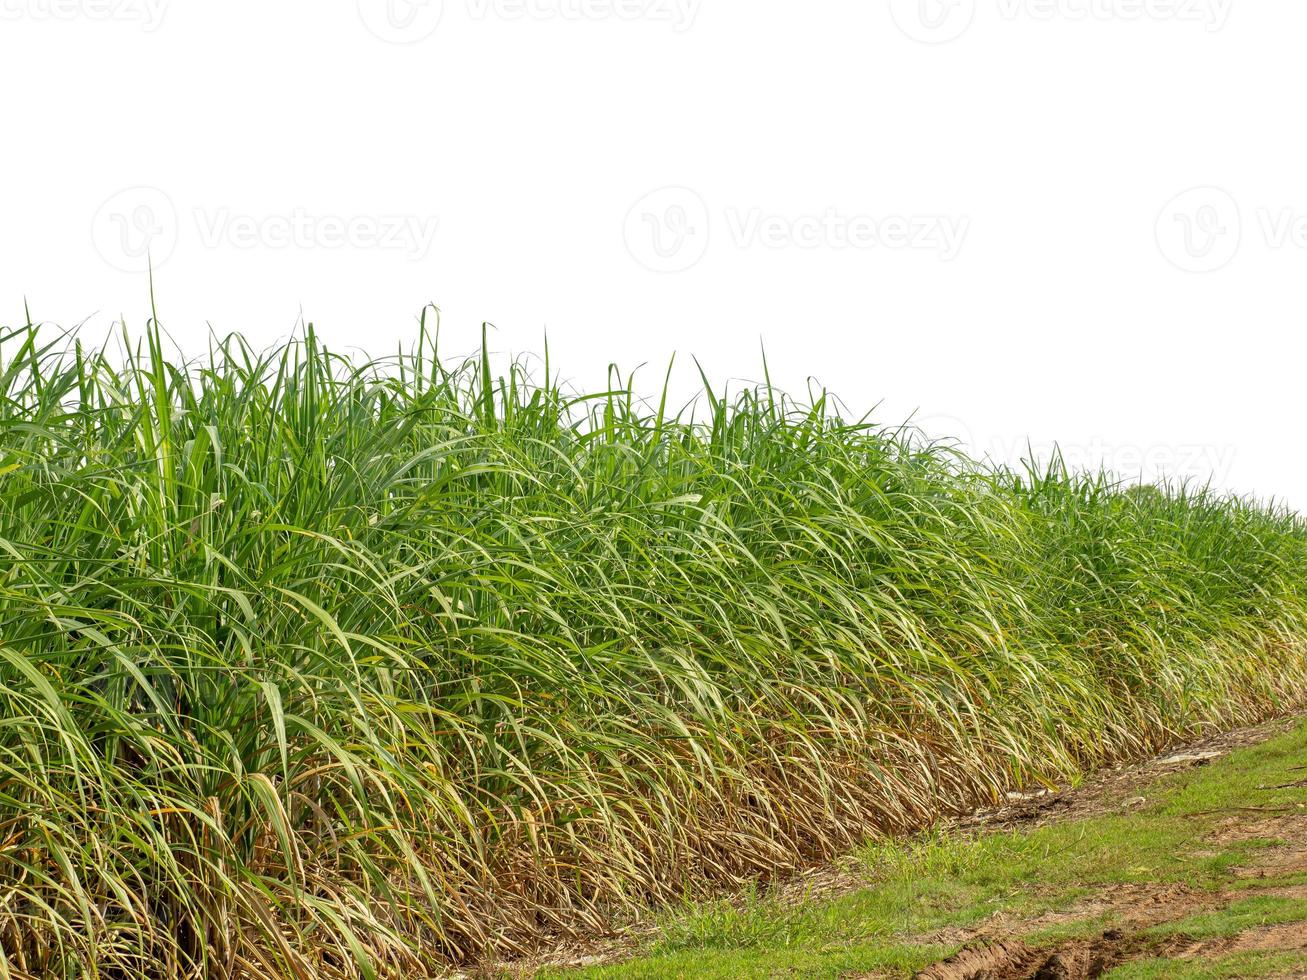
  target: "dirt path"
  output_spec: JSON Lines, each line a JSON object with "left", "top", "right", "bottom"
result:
{"left": 530, "top": 716, "right": 1307, "bottom": 978}
{"left": 910, "top": 719, "right": 1307, "bottom": 979}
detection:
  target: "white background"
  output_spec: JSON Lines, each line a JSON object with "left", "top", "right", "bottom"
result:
{"left": 2, "top": 0, "right": 1303, "bottom": 508}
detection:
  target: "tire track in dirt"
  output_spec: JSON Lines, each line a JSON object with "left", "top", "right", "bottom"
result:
{"left": 912, "top": 720, "right": 1307, "bottom": 979}
{"left": 915, "top": 920, "right": 1307, "bottom": 980}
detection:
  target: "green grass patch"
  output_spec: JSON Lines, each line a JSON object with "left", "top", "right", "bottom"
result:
{"left": 1148, "top": 895, "right": 1307, "bottom": 940}
{"left": 1105, "top": 951, "right": 1307, "bottom": 979}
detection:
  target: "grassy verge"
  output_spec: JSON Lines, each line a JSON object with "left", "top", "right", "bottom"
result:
{"left": 547, "top": 721, "right": 1307, "bottom": 978}
{"left": 1, "top": 312, "right": 1305, "bottom": 975}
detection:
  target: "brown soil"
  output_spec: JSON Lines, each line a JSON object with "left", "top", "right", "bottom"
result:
{"left": 912, "top": 919, "right": 1307, "bottom": 980}
{"left": 908, "top": 717, "right": 1307, "bottom": 979}
{"left": 517, "top": 717, "right": 1307, "bottom": 977}
{"left": 913, "top": 931, "right": 1208, "bottom": 980}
